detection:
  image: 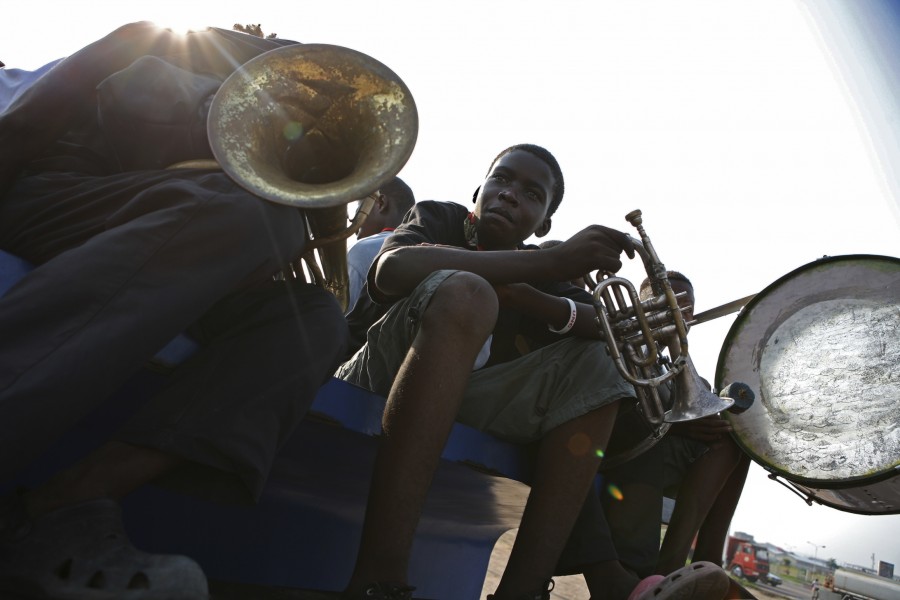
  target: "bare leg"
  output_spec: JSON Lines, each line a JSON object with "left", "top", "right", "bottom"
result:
{"left": 23, "top": 441, "right": 181, "bottom": 517}
{"left": 492, "top": 401, "right": 620, "bottom": 599}
{"left": 692, "top": 452, "right": 750, "bottom": 565}
{"left": 344, "top": 273, "right": 498, "bottom": 594}
{"left": 604, "top": 479, "right": 665, "bottom": 579}
{"left": 656, "top": 440, "right": 742, "bottom": 574}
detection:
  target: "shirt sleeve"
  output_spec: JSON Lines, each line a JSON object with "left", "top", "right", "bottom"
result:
{"left": 346, "top": 234, "right": 386, "bottom": 314}
{"left": 366, "top": 201, "right": 469, "bottom": 304}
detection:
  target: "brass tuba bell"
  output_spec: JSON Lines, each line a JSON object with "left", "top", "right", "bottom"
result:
{"left": 202, "top": 43, "right": 418, "bottom": 310}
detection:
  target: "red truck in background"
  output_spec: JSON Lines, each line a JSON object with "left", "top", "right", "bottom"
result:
{"left": 725, "top": 534, "right": 772, "bottom": 584}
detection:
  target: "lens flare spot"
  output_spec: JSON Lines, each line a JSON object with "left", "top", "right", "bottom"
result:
{"left": 567, "top": 432, "right": 592, "bottom": 457}
{"left": 607, "top": 484, "right": 624, "bottom": 501}
{"left": 283, "top": 121, "right": 305, "bottom": 141}
{"left": 595, "top": 448, "right": 605, "bottom": 459}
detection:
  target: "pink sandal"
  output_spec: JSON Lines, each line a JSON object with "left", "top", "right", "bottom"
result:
{"left": 629, "top": 561, "right": 731, "bottom": 600}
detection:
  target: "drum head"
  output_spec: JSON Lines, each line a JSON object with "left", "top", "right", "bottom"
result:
{"left": 716, "top": 255, "right": 900, "bottom": 512}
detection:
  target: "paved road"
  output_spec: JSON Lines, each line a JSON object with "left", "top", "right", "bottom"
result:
{"left": 743, "top": 578, "right": 842, "bottom": 600}
{"left": 757, "top": 579, "right": 806, "bottom": 600}
{"left": 481, "top": 529, "right": 818, "bottom": 600}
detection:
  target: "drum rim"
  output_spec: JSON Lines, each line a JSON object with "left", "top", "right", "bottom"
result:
{"left": 783, "top": 475, "right": 900, "bottom": 515}
{"left": 715, "top": 253, "right": 900, "bottom": 488}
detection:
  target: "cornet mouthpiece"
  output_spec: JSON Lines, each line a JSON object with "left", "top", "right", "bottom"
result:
{"left": 625, "top": 209, "right": 643, "bottom": 227}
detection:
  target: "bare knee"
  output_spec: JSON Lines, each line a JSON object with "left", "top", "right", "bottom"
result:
{"left": 420, "top": 272, "right": 498, "bottom": 342}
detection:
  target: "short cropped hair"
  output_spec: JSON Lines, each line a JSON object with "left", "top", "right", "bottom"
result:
{"left": 381, "top": 176, "right": 416, "bottom": 214}
{"left": 488, "top": 144, "right": 565, "bottom": 217}
{"left": 639, "top": 271, "right": 693, "bottom": 301}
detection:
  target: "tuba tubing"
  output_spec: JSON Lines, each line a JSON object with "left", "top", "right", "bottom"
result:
{"left": 302, "top": 195, "right": 375, "bottom": 310}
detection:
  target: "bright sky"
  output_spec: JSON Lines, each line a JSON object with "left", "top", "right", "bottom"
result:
{"left": 6, "top": 0, "right": 900, "bottom": 574}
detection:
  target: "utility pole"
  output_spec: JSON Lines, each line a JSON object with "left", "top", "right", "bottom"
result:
{"left": 807, "top": 541, "right": 826, "bottom": 559}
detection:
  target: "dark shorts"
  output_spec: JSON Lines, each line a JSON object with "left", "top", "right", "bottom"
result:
{"left": 336, "top": 270, "right": 636, "bottom": 443}
{"left": 607, "top": 433, "right": 709, "bottom": 497}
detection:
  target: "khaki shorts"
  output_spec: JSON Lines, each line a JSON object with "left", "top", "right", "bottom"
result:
{"left": 336, "top": 270, "right": 635, "bottom": 443}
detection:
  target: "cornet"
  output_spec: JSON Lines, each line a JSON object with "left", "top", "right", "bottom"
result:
{"left": 591, "top": 210, "right": 736, "bottom": 463}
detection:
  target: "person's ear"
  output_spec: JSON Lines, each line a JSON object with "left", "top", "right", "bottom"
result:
{"left": 375, "top": 193, "right": 387, "bottom": 212}
{"left": 534, "top": 217, "right": 552, "bottom": 238}
{"left": 471, "top": 186, "right": 480, "bottom": 204}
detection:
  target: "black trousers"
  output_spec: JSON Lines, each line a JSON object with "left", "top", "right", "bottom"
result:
{"left": 0, "top": 169, "right": 348, "bottom": 500}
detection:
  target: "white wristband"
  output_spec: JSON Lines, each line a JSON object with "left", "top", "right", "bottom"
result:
{"left": 548, "top": 297, "right": 577, "bottom": 334}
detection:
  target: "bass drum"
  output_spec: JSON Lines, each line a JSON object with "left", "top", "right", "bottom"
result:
{"left": 716, "top": 254, "right": 900, "bottom": 515}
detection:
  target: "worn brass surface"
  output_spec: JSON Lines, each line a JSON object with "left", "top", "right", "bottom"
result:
{"left": 204, "top": 44, "right": 417, "bottom": 310}
{"left": 208, "top": 43, "right": 417, "bottom": 209}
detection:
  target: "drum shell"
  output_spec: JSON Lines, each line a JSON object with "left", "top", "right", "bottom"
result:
{"left": 716, "top": 254, "right": 900, "bottom": 515}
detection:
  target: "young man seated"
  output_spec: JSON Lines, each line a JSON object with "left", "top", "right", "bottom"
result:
{"left": 601, "top": 273, "right": 752, "bottom": 595}
{"left": 346, "top": 176, "right": 416, "bottom": 314}
{"left": 344, "top": 177, "right": 416, "bottom": 360}
{"left": 336, "top": 144, "right": 731, "bottom": 600}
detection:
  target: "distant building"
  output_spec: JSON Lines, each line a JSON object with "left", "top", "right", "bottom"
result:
{"left": 766, "top": 547, "right": 832, "bottom": 581}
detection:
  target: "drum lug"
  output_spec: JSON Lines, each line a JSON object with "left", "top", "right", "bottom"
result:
{"left": 767, "top": 473, "right": 816, "bottom": 506}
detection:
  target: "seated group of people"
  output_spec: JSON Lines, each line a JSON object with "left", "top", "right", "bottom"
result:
{"left": 0, "top": 22, "right": 751, "bottom": 600}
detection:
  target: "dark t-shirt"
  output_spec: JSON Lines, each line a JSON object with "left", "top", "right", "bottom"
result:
{"left": 346, "top": 200, "right": 590, "bottom": 367}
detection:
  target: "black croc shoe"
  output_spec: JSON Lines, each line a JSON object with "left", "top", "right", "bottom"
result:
{"left": 487, "top": 579, "right": 555, "bottom": 600}
{"left": 344, "top": 581, "right": 416, "bottom": 600}
{"left": 0, "top": 495, "right": 209, "bottom": 600}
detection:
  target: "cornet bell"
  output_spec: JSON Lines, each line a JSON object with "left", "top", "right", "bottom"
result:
{"left": 665, "top": 355, "right": 735, "bottom": 423}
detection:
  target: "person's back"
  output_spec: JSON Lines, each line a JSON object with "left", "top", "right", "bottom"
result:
{"left": 0, "top": 59, "right": 63, "bottom": 113}
{"left": 0, "top": 23, "right": 350, "bottom": 600}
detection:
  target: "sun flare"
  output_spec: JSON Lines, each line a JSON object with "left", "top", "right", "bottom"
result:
{"left": 153, "top": 20, "right": 210, "bottom": 36}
